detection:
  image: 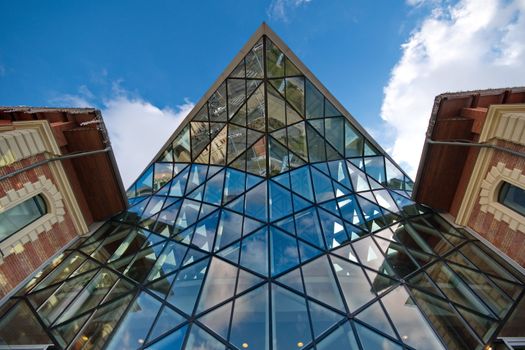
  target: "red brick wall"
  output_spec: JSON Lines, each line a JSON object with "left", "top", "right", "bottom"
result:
{"left": 467, "top": 141, "right": 525, "bottom": 267}
{"left": 0, "top": 155, "right": 78, "bottom": 297}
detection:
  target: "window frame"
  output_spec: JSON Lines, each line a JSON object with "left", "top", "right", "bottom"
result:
{"left": 498, "top": 181, "right": 525, "bottom": 217}
{"left": 0, "top": 194, "right": 48, "bottom": 244}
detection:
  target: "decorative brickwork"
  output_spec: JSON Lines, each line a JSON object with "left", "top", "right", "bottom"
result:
{"left": 468, "top": 141, "right": 525, "bottom": 267}
{"left": 0, "top": 156, "right": 78, "bottom": 298}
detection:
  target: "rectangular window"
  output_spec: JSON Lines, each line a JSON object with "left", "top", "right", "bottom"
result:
{"left": 498, "top": 182, "right": 525, "bottom": 216}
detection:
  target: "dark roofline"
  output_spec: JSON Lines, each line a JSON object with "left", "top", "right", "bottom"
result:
{"left": 412, "top": 86, "right": 525, "bottom": 198}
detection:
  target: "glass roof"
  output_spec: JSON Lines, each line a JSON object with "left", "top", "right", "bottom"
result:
{"left": 0, "top": 33, "right": 523, "bottom": 350}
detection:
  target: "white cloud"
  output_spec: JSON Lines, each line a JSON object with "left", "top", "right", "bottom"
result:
{"left": 53, "top": 85, "right": 194, "bottom": 188}
{"left": 267, "top": 0, "right": 312, "bottom": 22}
{"left": 381, "top": 0, "right": 525, "bottom": 178}
{"left": 102, "top": 95, "right": 194, "bottom": 188}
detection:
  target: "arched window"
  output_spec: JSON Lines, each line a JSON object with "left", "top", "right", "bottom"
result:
{"left": 498, "top": 182, "right": 525, "bottom": 216}
{"left": 0, "top": 194, "right": 47, "bottom": 242}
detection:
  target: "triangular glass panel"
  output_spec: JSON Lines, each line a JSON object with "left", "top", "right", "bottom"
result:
{"left": 270, "top": 226, "right": 300, "bottom": 276}
{"left": 308, "top": 299, "right": 345, "bottom": 339}
{"left": 147, "top": 305, "right": 186, "bottom": 343}
{"left": 197, "top": 301, "right": 232, "bottom": 340}
{"left": 145, "top": 325, "right": 187, "bottom": 350}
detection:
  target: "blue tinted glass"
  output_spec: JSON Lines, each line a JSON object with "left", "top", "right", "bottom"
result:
{"left": 302, "top": 256, "right": 345, "bottom": 309}
{"left": 364, "top": 156, "right": 386, "bottom": 185}
{"left": 294, "top": 208, "right": 325, "bottom": 249}
{"left": 166, "top": 259, "right": 209, "bottom": 315}
{"left": 223, "top": 168, "right": 246, "bottom": 203}
{"left": 203, "top": 170, "right": 225, "bottom": 205}
{"left": 311, "top": 167, "right": 334, "bottom": 203}
{"left": 245, "top": 182, "right": 268, "bottom": 222}
{"left": 316, "top": 321, "right": 359, "bottom": 350}
{"left": 230, "top": 284, "right": 269, "bottom": 350}
{"left": 106, "top": 291, "right": 162, "bottom": 350}
{"left": 146, "top": 325, "right": 187, "bottom": 350}
{"left": 269, "top": 182, "right": 293, "bottom": 221}
{"left": 271, "top": 284, "right": 312, "bottom": 349}
{"left": 354, "top": 322, "right": 402, "bottom": 350}
{"left": 240, "top": 227, "right": 268, "bottom": 276}
{"left": 215, "top": 210, "right": 243, "bottom": 251}
{"left": 185, "top": 324, "right": 225, "bottom": 350}
{"left": 270, "top": 227, "right": 300, "bottom": 275}
{"left": 290, "top": 166, "right": 314, "bottom": 202}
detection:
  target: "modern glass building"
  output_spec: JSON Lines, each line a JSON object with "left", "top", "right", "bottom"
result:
{"left": 0, "top": 24, "right": 523, "bottom": 350}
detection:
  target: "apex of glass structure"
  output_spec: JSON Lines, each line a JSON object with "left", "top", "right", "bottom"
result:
{"left": 1, "top": 23, "right": 523, "bottom": 350}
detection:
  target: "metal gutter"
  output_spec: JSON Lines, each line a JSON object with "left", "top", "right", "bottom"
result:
{"left": 426, "top": 139, "right": 525, "bottom": 158}
{"left": 0, "top": 147, "right": 112, "bottom": 182}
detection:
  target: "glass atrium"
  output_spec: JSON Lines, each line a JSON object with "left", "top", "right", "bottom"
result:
{"left": 0, "top": 28, "right": 523, "bottom": 350}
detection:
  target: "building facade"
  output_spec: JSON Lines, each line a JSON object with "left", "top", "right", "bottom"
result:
{"left": 414, "top": 90, "right": 525, "bottom": 268}
{"left": 0, "top": 108, "right": 127, "bottom": 298}
{"left": 0, "top": 25, "right": 523, "bottom": 350}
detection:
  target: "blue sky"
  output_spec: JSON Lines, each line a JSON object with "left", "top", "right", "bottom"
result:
{"left": 1, "top": 0, "right": 524, "bottom": 186}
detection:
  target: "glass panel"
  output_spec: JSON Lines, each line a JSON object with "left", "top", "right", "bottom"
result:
{"left": 209, "top": 126, "right": 227, "bottom": 165}
{"left": 331, "top": 256, "right": 376, "bottom": 311}
{"left": 247, "top": 84, "right": 266, "bottom": 131}
{"left": 425, "top": 261, "right": 492, "bottom": 317}
{"left": 302, "top": 256, "right": 345, "bottom": 309}
{"left": 240, "top": 227, "right": 268, "bottom": 276}
{"left": 267, "top": 84, "right": 286, "bottom": 131}
{"left": 209, "top": 83, "right": 227, "bottom": 122}
{"left": 345, "top": 121, "right": 363, "bottom": 157}
{"left": 106, "top": 291, "right": 162, "bottom": 350}
{"left": 290, "top": 166, "right": 314, "bottom": 202}
{"left": 381, "top": 286, "right": 445, "bottom": 350}
{"left": 215, "top": 210, "right": 243, "bottom": 251}
{"left": 305, "top": 79, "right": 323, "bottom": 119}
{"left": 230, "top": 284, "right": 269, "bottom": 350}
{"left": 285, "top": 77, "right": 305, "bottom": 115}
{"left": 269, "top": 182, "right": 293, "bottom": 222}
{"left": 287, "top": 122, "right": 308, "bottom": 160}
{"left": 146, "top": 325, "right": 187, "bottom": 350}
{"left": 172, "top": 125, "right": 191, "bottom": 162}
{"left": 409, "top": 288, "right": 485, "bottom": 349}
{"left": 308, "top": 299, "right": 344, "bottom": 338}
{"left": 245, "top": 182, "right": 267, "bottom": 222}
{"left": 147, "top": 305, "right": 185, "bottom": 342}
{"left": 71, "top": 293, "right": 134, "bottom": 349}
{"left": 190, "top": 121, "right": 210, "bottom": 159}
{"left": 245, "top": 39, "right": 264, "bottom": 78}
{"left": 197, "top": 258, "right": 237, "bottom": 312}
{"left": 294, "top": 208, "right": 325, "bottom": 249}
{"left": 272, "top": 284, "right": 312, "bottom": 349}
{"left": 227, "top": 125, "right": 247, "bottom": 163}
{"left": 266, "top": 38, "right": 285, "bottom": 77}
{"left": 270, "top": 226, "right": 300, "bottom": 275}
{"left": 354, "top": 322, "right": 402, "bottom": 350}
{"left": 0, "top": 301, "right": 53, "bottom": 345}
{"left": 356, "top": 301, "right": 397, "bottom": 338}
{"left": 325, "top": 117, "right": 344, "bottom": 155}
{"left": 166, "top": 258, "right": 209, "bottom": 315}
{"left": 228, "top": 78, "right": 246, "bottom": 119}
{"left": 315, "top": 321, "right": 359, "bottom": 350}
{"left": 185, "top": 324, "right": 225, "bottom": 350}
{"left": 198, "top": 301, "right": 232, "bottom": 340}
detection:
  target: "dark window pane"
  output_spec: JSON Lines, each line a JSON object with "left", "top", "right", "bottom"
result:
{"left": 0, "top": 194, "right": 47, "bottom": 241}
{"left": 499, "top": 181, "right": 525, "bottom": 215}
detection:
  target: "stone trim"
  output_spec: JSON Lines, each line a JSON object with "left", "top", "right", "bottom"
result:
{"left": 479, "top": 162, "right": 525, "bottom": 233}
{"left": 0, "top": 120, "right": 88, "bottom": 237}
{"left": 0, "top": 128, "right": 46, "bottom": 166}
{"left": 456, "top": 104, "right": 525, "bottom": 226}
{"left": 0, "top": 176, "right": 65, "bottom": 259}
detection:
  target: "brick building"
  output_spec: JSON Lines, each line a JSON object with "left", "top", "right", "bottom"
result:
{"left": 0, "top": 107, "right": 126, "bottom": 298}
{"left": 414, "top": 88, "right": 525, "bottom": 268}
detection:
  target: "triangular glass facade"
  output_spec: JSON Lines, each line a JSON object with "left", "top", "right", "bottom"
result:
{"left": 0, "top": 27, "right": 524, "bottom": 350}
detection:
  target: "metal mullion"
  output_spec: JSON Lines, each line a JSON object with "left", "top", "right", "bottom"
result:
{"left": 487, "top": 287, "right": 525, "bottom": 347}
{"left": 94, "top": 288, "right": 141, "bottom": 349}
{"left": 404, "top": 280, "right": 487, "bottom": 348}
{"left": 22, "top": 297, "right": 63, "bottom": 348}
{"left": 446, "top": 257, "right": 518, "bottom": 303}
{"left": 457, "top": 241, "right": 525, "bottom": 287}
{"left": 51, "top": 273, "right": 123, "bottom": 331}
{"left": 141, "top": 321, "right": 189, "bottom": 349}
{"left": 47, "top": 267, "right": 105, "bottom": 328}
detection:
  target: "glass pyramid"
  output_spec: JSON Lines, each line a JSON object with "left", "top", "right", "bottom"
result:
{"left": 0, "top": 24, "right": 524, "bottom": 350}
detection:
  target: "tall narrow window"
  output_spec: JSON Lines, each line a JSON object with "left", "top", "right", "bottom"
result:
{"left": 498, "top": 182, "right": 525, "bottom": 216}
{"left": 0, "top": 195, "right": 47, "bottom": 242}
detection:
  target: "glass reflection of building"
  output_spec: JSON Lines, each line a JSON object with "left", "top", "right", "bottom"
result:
{"left": 0, "top": 24, "right": 523, "bottom": 350}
